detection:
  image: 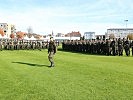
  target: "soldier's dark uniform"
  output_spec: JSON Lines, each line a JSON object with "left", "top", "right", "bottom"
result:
{"left": 124, "top": 38, "right": 130, "bottom": 56}
{"left": 111, "top": 38, "right": 116, "bottom": 56}
{"left": 75, "top": 41, "right": 78, "bottom": 52}
{"left": 106, "top": 39, "right": 111, "bottom": 56}
{"left": 10, "top": 41, "right": 14, "bottom": 50}
{"left": 118, "top": 38, "right": 123, "bottom": 56}
{"left": 0, "top": 40, "right": 2, "bottom": 51}
{"left": 93, "top": 40, "right": 96, "bottom": 54}
{"left": 62, "top": 40, "right": 65, "bottom": 50}
{"left": 96, "top": 40, "right": 101, "bottom": 55}
{"left": 37, "top": 41, "right": 42, "bottom": 51}
{"left": 90, "top": 40, "right": 94, "bottom": 54}
{"left": 101, "top": 40, "right": 106, "bottom": 55}
{"left": 48, "top": 38, "right": 56, "bottom": 67}
{"left": 115, "top": 39, "right": 118, "bottom": 55}
{"left": 78, "top": 41, "right": 82, "bottom": 52}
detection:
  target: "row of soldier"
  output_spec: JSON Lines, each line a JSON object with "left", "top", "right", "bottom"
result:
{"left": 0, "top": 39, "right": 59, "bottom": 51}
{"left": 62, "top": 38, "right": 133, "bottom": 56}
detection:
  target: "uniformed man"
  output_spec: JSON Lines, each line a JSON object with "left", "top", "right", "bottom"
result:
{"left": 106, "top": 39, "right": 111, "bottom": 56}
{"left": 118, "top": 38, "right": 123, "bottom": 56}
{"left": 131, "top": 41, "right": 133, "bottom": 56}
{"left": 0, "top": 40, "right": 2, "bottom": 51}
{"left": 48, "top": 37, "right": 56, "bottom": 67}
{"left": 124, "top": 38, "right": 130, "bottom": 56}
{"left": 111, "top": 38, "right": 116, "bottom": 56}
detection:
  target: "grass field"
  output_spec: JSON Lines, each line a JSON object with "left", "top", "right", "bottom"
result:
{"left": 0, "top": 49, "right": 133, "bottom": 100}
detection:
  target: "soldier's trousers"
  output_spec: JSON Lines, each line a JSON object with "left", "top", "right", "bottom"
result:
{"left": 118, "top": 47, "right": 123, "bottom": 56}
{"left": 112, "top": 47, "right": 116, "bottom": 56}
{"left": 132, "top": 47, "right": 133, "bottom": 56}
{"left": 125, "top": 49, "right": 130, "bottom": 56}
{"left": 0, "top": 45, "right": 2, "bottom": 51}
{"left": 48, "top": 52, "right": 54, "bottom": 66}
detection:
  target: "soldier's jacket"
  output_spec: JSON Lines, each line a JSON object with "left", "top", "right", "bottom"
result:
{"left": 48, "top": 41, "right": 56, "bottom": 53}
{"left": 110, "top": 40, "right": 115, "bottom": 47}
{"left": 124, "top": 40, "right": 130, "bottom": 50}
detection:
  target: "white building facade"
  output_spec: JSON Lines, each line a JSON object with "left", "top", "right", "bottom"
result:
{"left": 56, "top": 33, "right": 65, "bottom": 37}
{"left": 84, "top": 32, "right": 95, "bottom": 40}
{"left": 106, "top": 28, "right": 133, "bottom": 39}
{"left": 0, "top": 23, "right": 16, "bottom": 38}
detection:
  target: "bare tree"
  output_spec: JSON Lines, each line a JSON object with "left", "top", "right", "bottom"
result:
{"left": 109, "top": 33, "right": 115, "bottom": 39}
{"left": 127, "top": 33, "right": 133, "bottom": 40}
{"left": 27, "top": 26, "right": 33, "bottom": 34}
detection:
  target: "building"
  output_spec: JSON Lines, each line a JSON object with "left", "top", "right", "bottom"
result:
{"left": 65, "top": 31, "right": 81, "bottom": 37}
{"left": 106, "top": 28, "right": 133, "bottom": 39}
{"left": 56, "top": 33, "right": 65, "bottom": 37}
{"left": 0, "top": 23, "right": 16, "bottom": 38}
{"left": 84, "top": 32, "right": 95, "bottom": 40}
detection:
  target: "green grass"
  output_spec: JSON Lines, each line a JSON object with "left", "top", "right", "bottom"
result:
{"left": 0, "top": 49, "right": 133, "bottom": 100}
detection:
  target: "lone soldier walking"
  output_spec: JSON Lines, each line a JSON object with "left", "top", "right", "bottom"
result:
{"left": 48, "top": 37, "right": 56, "bottom": 67}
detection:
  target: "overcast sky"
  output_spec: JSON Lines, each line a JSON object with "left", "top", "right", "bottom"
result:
{"left": 0, "top": 0, "right": 133, "bottom": 35}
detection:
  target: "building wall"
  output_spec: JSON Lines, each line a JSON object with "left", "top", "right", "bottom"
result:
{"left": 56, "top": 33, "right": 65, "bottom": 37}
{"left": 84, "top": 32, "right": 95, "bottom": 40}
{"left": 0, "top": 23, "right": 16, "bottom": 38}
{"left": 65, "top": 31, "right": 81, "bottom": 37}
{"left": 106, "top": 28, "right": 133, "bottom": 39}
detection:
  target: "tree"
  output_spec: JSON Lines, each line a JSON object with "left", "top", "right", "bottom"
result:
{"left": 34, "top": 34, "right": 41, "bottom": 40}
{"left": 127, "top": 33, "right": 133, "bottom": 40}
{"left": 16, "top": 31, "right": 25, "bottom": 39}
{"left": 0, "top": 28, "right": 4, "bottom": 36}
{"left": 109, "top": 33, "right": 115, "bottom": 39}
{"left": 27, "top": 26, "right": 33, "bottom": 34}
{"left": 10, "top": 33, "right": 15, "bottom": 39}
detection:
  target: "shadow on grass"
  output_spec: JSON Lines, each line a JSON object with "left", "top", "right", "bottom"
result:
{"left": 12, "top": 62, "right": 50, "bottom": 67}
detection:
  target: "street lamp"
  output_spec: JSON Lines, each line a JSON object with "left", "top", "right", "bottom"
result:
{"left": 124, "top": 19, "right": 128, "bottom": 28}
{"left": 124, "top": 19, "right": 128, "bottom": 38}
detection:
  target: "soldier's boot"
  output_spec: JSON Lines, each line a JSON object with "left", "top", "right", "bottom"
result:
{"left": 49, "top": 62, "right": 54, "bottom": 67}
{"left": 51, "top": 62, "right": 54, "bottom": 67}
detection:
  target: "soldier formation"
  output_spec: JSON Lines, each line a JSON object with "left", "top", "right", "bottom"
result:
{"left": 1, "top": 38, "right": 133, "bottom": 56}
{"left": 0, "top": 39, "right": 59, "bottom": 51}
{"left": 62, "top": 38, "right": 133, "bottom": 56}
